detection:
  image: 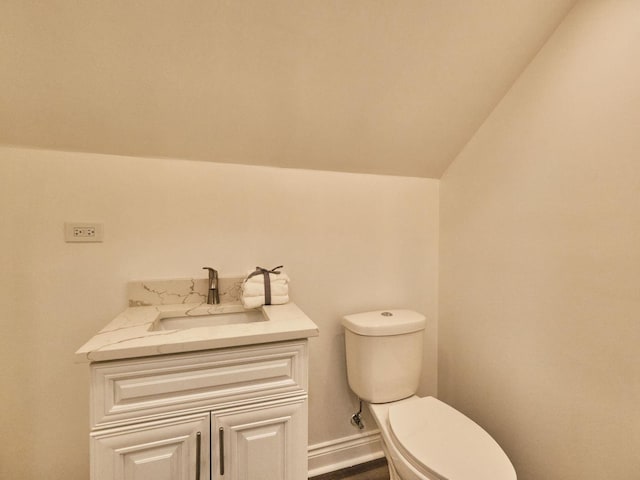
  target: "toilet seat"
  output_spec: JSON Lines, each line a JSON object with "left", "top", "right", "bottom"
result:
{"left": 387, "top": 397, "right": 516, "bottom": 480}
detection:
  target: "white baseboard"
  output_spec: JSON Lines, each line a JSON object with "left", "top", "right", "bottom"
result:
{"left": 307, "top": 430, "right": 385, "bottom": 478}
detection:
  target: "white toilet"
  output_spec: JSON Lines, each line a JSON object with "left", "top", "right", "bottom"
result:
{"left": 343, "top": 309, "right": 517, "bottom": 480}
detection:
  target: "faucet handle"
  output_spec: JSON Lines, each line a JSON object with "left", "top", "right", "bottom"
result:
{"left": 202, "top": 266, "right": 218, "bottom": 278}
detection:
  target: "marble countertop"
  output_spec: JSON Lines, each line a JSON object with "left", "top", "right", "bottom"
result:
{"left": 75, "top": 302, "right": 319, "bottom": 363}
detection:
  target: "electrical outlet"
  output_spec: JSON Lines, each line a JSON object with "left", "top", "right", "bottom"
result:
{"left": 65, "top": 222, "right": 104, "bottom": 243}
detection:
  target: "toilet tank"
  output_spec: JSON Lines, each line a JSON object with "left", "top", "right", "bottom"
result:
{"left": 342, "top": 310, "right": 426, "bottom": 403}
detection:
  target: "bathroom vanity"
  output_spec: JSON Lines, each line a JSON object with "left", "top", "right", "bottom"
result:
{"left": 76, "top": 287, "right": 318, "bottom": 480}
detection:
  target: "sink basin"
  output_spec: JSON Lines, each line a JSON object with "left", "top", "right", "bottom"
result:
{"left": 153, "top": 308, "right": 267, "bottom": 331}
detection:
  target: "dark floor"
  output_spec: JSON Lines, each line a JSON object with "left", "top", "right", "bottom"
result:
{"left": 309, "top": 458, "right": 390, "bottom": 480}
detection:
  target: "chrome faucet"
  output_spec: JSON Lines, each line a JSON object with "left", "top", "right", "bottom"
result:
{"left": 202, "top": 267, "right": 220, "bottom": 304}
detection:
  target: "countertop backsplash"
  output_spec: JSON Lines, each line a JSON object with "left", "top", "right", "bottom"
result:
{"left": 128, "top": 277, "right": 244, "bottom": 306}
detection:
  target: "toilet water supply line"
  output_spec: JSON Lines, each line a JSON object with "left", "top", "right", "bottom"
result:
{"left": 351, "top": 399, "right": 365, "bottom": 429}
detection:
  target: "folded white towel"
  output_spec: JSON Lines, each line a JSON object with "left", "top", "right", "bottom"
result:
{"left": 242, "top": 282, "right": 289, "bottom": 297}
{"left": 242, "top": 294, "right": 289, "bottom": 309}
{"left": 241, "top": 266, "right": 290, "bottom": 308}
{"left": 244, "top": 270, "right": 290, "bottom": 285}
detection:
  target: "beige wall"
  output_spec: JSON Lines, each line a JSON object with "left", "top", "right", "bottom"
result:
{"left": 0, "top": 146, "right": 438, "bottom": 479}
{"left": 0, "top": 0, "right": 575, "bottom": 178}
{"left": 439, "top": 1, "right": 640, "bottom": 479}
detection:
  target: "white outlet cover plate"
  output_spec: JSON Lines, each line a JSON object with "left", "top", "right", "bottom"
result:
{"left": 64, "top": 222, "right": 104, "bottom": 243}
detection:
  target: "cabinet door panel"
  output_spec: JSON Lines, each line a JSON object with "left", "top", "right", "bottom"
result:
{"left": 91, "top": 413, "right": 210, "bottom": 480}
{"left": 213, "top": 398, "right": 307, "bottom": 480}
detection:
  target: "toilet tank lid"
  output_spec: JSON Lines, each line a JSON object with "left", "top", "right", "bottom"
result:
{"left": 342, "top": 309, "right": 426, "bottom": 336}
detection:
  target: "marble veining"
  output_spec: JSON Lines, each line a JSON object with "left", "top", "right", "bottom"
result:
{"left": 128, "top": 277, "right": 244, "bottom": 306}
{"left": 75, "top": 301, "right": 319, "bottom": 363}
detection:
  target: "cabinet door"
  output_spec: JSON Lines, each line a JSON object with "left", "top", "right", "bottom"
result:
{"left": 213, "top": 397, "right": 307, "bottom": 480}
{"left": 91, "top": 413, "right": 210, "bottom": 480}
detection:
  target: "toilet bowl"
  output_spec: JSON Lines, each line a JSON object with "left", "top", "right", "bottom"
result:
{"left": 369, "top": 396, "right": 516, "bottom": 480}
{"left": 342, "top": 310, "right": 516, "bottom": 480}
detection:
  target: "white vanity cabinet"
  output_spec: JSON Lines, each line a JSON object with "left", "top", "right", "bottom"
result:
{"left": 88, "top": 340, "right": 310, "bottom": 480}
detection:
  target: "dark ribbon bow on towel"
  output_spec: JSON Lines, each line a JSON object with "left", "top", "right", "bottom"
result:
{"left": 247, "top": 266, "right": 284, "bottom": 305}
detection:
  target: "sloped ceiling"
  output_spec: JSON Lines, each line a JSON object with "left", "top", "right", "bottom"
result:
{"left": 0, "top": 1, "right": 576, "bottom": 178}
